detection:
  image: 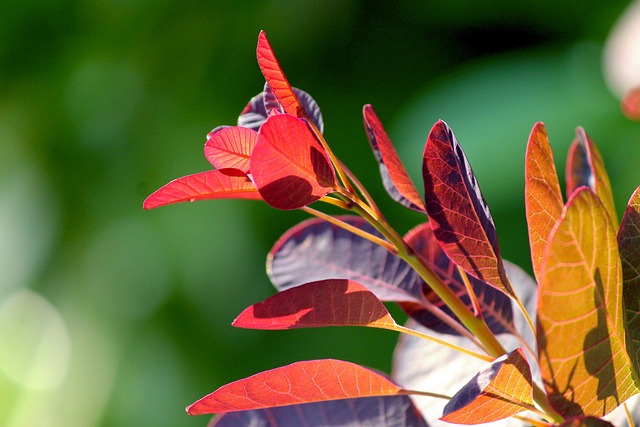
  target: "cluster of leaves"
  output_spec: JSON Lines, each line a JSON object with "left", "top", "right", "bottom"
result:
{"left": 144, "top": 31, "right": 640, "bottom": 427}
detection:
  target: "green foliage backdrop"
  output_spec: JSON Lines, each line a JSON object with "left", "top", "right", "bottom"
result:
{"left": 1, "top": 1, "right": 638, "bottom": 426}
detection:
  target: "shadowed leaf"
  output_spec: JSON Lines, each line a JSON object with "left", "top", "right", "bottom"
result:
{"left": 256, "top": 31, "right": 305, "bottom": 118}
{"left": 232, "top": 279, "right": 396, "bottom": 330}
{"left": 402, "top": 222, "right": 514, "bottom": 335}
{"left": 565, "top": 128, "right": 618, "bottom": 227}
{"left": 440, "top": 348, "right": 533, "bottom": 425}
{"left": 187, "top": 359, "right": 405, "bottom": 415}
{"left": 559, "top": 416, "right": 615, "bottom": 427}
{"left": 619, "top": 186, "right": 640, "bottom": 375}
{"left": 204, "top": 126, "right": 258, "bottom": 173}
{"left": 524, "top": 122, "right": 564, "bottom": 283}
{"left": 363, "top": 104, "right": 425, "bottom": 212}
{"left": 268, "top": 216, "right": 425, "bottom": 304}
{"left": 210, "top": 395, "right": 430, "bottom": 427}
{"left": 143, "top": 169, "right": 261, "bottom": 209}
{"left": 422, "top": 120, "right": 514, "bottom": 297}
{"left": 537, "top": 188, "right": 639, "bottom": 417}
{"left": 250, "top": 114, "right": 335, "bottom": 210}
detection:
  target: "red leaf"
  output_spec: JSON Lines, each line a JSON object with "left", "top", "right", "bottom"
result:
{"left": 422, "top": 120, "right": 514, "bottom": 297}
{"left": 440, "top": 348, "right": 533, "bottom": 424}
{"left": 622, "top": 86, "right": 640, "bottom": 121}
{"left": 363, "top": 104, "right": 425, "bottom": 212}
{"left": 565, "top": 127, "right": 618, "bottom": 226}
{"left": 232, "top": 279, "right": 396, "bottom": 330}
{"left": 524, "top": 122, "right": 564, "bottom": 283}
{"left": 187, "top": 359, "right": 404, "bottom": 415}
{"left": 256, "top": 31, "right": 304, "bottom": 118}
{"left": 205, "top": 126, "right": 258, "bottom": 173}
{"left": 143, "top": 169, "right": 261, "bottom": 209}
{"left": 250, "top": 114, "right": 336, "bottom": 210}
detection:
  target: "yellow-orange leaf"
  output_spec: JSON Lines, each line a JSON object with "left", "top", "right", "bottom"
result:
{"left": 538, "top": 188, "right": 639, "bottom": 417}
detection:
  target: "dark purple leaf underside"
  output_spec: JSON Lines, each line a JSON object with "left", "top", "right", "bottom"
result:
{"left": 363, "top": 104, "right": 425, "bottom": 212}
{"left": 267, "top": 216, "right": 425, "bottom": 304}
{"left": 619, "top": 186, "right": 640, "bottom": 374}
{"left": 210, "top": 395, "right": 430, "bottom": 427}
{"left": 422, "top": 120, "right": 514, "bottom": 297}
{"left": 402, "top": 222, "right": 514, "bottom": 335}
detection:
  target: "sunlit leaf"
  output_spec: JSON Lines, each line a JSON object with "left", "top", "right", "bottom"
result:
{"left": 363, "top": 104, "right": 425, "bottom": 212}
{"left": 187, "top": 359, "right": 405, "bottom": 415}
{"left": 256, "top": 31, "right": 305, "bottom": 118}
{"left": 232, "top": 279, "right": 396, "bottom": 330}
{"left": 250, "top": 114, "right": 335, "bottom": 210}
{"left": 537, "top": 187, "right": 639, "bottom": 417}
{"left": 619, "top": 186, "right": 640, "bottom": 374}
{"left": 422, "top": 120, "right": 514, "bottom": 297}
{"left": 440, "top": 348, "right": 533, "bottom": 424}
{"left": 565, "top": 127, "right": 618, "bottom": 227}
{"left": 524, "top": 122, "right": 564, "bottom": 283}
{"left": 402, "top": 222, "right": 514, "bottom": 335}
{"left": 559, "top": 416, "right": 615, "bottom": 427}
{"left": 204, "top": 126, "right": 258, "bottom": 173}
{"left": 143, "top": 169, "right": 261, "bottom": 210}
{"left": 268, "top": 216, "right": 425, "bottom": 303}
{"left": 210, "top": 395, "right": 430, "bottom": 427}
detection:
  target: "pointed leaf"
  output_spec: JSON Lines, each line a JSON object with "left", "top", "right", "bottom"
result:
{"left": 422, "top": 120, "right": 514, "bottom": 297}
{"left": 233, "top": 279, "right": 396, "bottom": 330}
{"left": 256, "top": 31, "right": 305, "bottom": 118}
{"left": 565, "top": 128, "right": 618, "bottom": 226}
{"left": 204, "top": 126, "right": 258, "bottom": 173}
{"left": 537, "top": 188, "right": 639, "bottom": 417}
{"left": 187, "top": 359, "right": 404, "bottom": 415}
{"left": 210, "top": 395, "right": 430, "bottom": 427}
{"left": 363, "top": 104, "right": 425, "bottom": 212}
{"left": 402, "top": 222, "right": 515, "bottom": 335}
{"left": 143, "top": 169, "right": 261, "bottom": 210}
{"left": 268, "top": 216, "right": 425, "bottom": 304}
{"left": 441, "top": 348, "right": 533, "bottom": 424}
{"left": 524, "top": 122, "right": 564, "bottom": 283}
{"left": 619, "top": 186, "right": 640, "bottom": 374}
{"left": 250, "top": 114, "right": 335, "bottom": 210}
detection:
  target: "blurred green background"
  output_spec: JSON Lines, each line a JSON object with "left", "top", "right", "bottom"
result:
{"left": 2, "top": 1, "right": 639, "bottom": 426}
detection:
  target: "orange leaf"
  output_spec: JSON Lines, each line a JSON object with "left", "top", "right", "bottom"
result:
{"left": 440, "top": 348, "right": 533, "bottom": 425}
{"left": 232, "top": 279, "right": 396, "bottom": 330}
{"left": 537, "top": 188, "right": 639, "bottom": 417}
{"left": 619, "top": 186, "right": 640, "bottom": 375}
{"left": 187, "top": 359, "right": 404, "bottom": 415}
{"left": 524, "top": 122, "right": 564, "bottom": 283}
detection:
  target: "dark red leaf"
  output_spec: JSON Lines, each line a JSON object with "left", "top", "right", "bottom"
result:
{"left": 143, "top": 169, "right": 261, "bottom": 209}
{"left": 363, "top": 104, "right": 425, "bottom": 212}
{"left": 233, "top": 279, "right": 396, "bottom": 330}
{"left": 250, "top": 114, "right": 335, "bottom": 210}
{"left": 187, "top": 359, "right": 404, "bottom": 415}
{"left": 204, "top": 126, "right": 258, "bottom": 173}
{"left": 210, "top": 395, "right": 429, "bottom": 427}
{"left": 268, "top": 216, "right": 425, "bottom": 304}
{"left": 559, "top": 417, "right": 615, "bottom": 427}
{"left": 422, "top": 120, "right": 514, "bottom": 297}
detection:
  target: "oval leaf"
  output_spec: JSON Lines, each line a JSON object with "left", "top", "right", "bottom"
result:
{"left": 268, "top": 216, "right": 425, "bottom": 303}
{"left": 363, "top": 104, "right": 425, "bottom": 212}
{"left": 256, "top": 31, "right": 305, "bottom": 118}
{"left": 619, "top": 186, "right": 640, "bottom": 375}
{"left": 565, "top": 128, "right": 618, "bottom": 227}
{"left": 204, "top": 126, "right": 258, "bottom": 173}
{"left": 537, "top": 188, "right": 639, "bottom": 417}
{"left": 187, "top": 359, "right": 404, "bottom": 415}
{"left": 143, "top": 169, "right": 261, "bottom": 209}
{"left": 524, "top": 122, "right": 564, "bottom": 283}
{"left": 402, "top": 222, "right": 515, "bottom": 335}
{"left": 250, "top": 114, "right": 335, "bottom": 210}
{"left": 422, "top": 120, "right": 514, "bottom": 297}
{"left": 210, "top": 395, "right": 430, "bottom": 427}
{"left": 441, "top": 348, "right": 533, "bottom": 425}
{"left": 232, "top": 279, "right": 396, "bottom": 330}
